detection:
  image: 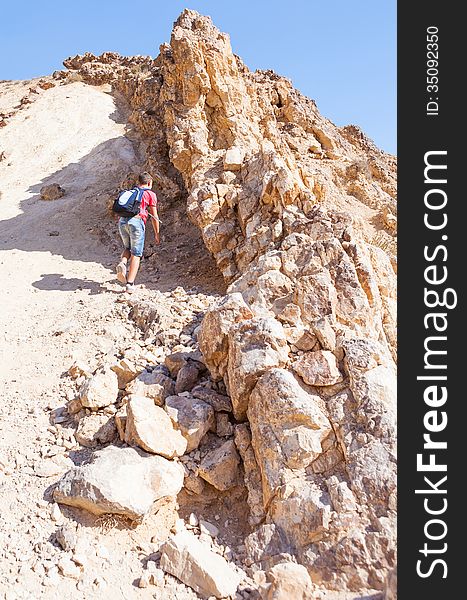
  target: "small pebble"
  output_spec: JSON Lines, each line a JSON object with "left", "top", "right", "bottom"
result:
{"left": 138, "top": 571, "right": 150, "bottom": 588}
{"left": 199, "top": 519, "right": 219, "bottom": 537}
{"left": 50, "top": 503, "right": 62, "bottom": 522}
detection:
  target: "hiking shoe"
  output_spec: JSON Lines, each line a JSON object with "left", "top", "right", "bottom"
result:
{"left": 125, "top": 283, "right": 135, "bottom": 294}
{"left": 116, "top": 261, "right": 127, "bottom": 284}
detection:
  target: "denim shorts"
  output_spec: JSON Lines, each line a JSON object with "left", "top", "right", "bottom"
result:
{"left": 118, "top": 216, "right": 145, "bottom": 257}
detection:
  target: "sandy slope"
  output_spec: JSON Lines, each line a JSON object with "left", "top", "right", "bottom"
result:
{"left": 0, "top": 79, "right": 150, "bottom": 598}
{"left": 0, "top": 79, "right": 228, "bottom": 598}
{"left": 0, "top": 81, "right": 138, "bottom": 378}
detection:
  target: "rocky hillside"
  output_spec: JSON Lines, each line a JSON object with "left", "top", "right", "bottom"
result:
{"left": 0, "top": 9, "right": 396, "bottom": 600}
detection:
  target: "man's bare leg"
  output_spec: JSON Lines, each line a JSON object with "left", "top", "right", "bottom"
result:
{"left": 116, "top": 249, "right": 131, "bottom": 284}
{"left": 126, "top": 255, "right": 141, "bottom": 284}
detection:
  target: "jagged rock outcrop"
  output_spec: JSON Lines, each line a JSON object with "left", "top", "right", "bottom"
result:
{"left": 62, "top": 9, "right": 397, "bottom": 595}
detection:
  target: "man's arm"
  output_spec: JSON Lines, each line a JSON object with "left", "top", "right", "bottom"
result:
{"left": 148, "top": 204, "right": 160, "bottom": 244}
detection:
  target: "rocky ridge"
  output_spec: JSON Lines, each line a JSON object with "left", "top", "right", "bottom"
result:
{"left": 60, "top": 9, "right": 396, "bottom": 594}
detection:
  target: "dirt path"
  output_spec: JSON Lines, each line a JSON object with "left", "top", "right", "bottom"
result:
{"left": 0, "top": 80, "right": 235, "bottom": 599}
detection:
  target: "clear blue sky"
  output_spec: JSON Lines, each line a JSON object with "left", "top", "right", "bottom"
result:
{"left": 0, "top": 1, "right": 396, "bottom": 153}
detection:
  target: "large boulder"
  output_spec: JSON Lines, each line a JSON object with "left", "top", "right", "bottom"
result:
{"left": 292, "top": 350, "right": 343, "bottom": 386}
{"left": 226, "top": 317, "right": 289, "bottom": 420}
{"left": 125, "top": 369, "right": 175, "bottom": 405}
{"left": 160, "top": 530, "right": 243, "bottom": 598}
{"left": 53, "top": 445, "right": 184, "bottom": 521}
{"left": 198, "top": 293, "right": 253, "bottom": 381}
{"left": 198, "top": 439, "right": 241, "bottom": 491}
{"left": 263, "top": 562, "right": 314, "bottom": 600}
{"left": 125, "top": 395, "right": 187, "bottom": 458}
{"left": 248, "top": 368, "right": 332, "bottom": 504}
{"left": 74, "top": 413, "right": 117, "bottom": 447}
{"left": 165, "top": 395, "right": 214, "bottom": 452}
{"left": 79, "top": 368, "right": 119, "bottom": 409}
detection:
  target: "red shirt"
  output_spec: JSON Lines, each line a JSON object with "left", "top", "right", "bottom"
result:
{"left": 138, "top": 187, "right": 157, "bottom": 224}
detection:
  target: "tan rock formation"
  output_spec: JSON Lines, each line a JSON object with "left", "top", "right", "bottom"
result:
{"left": 248, "top": 368, "right": 333, "bottom": 502}
{"left": 74, "top": 413, "right": 117, "bottom": 447}
{"left": 292, "top": 349, "right": 343, "bottom": 386}
{"left": 63, "top": 8, "right": 397, "bottom": 594}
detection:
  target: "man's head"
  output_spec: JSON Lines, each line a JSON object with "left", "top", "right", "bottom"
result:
{"left": 138, "top": 172, "right": 153, "bottom": 187}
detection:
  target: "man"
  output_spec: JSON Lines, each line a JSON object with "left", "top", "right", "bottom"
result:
{"left": 115, "top": 172, "right": 160, "bottom": 293}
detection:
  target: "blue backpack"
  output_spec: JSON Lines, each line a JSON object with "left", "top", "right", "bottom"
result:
{"left": 112, "top": 187, "right": 145, "bottom": 218}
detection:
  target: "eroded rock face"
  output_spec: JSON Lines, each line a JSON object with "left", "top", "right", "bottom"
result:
{"left": 226, "top": 317, "right": 289, "bottom": 421}
{"left": 292, "top": 350, "right": 343, "bottom": 386}
{"left": 248, "top": 369, "right": 332, "bottom": 505}
{"left": 64, "top": 9, "right": 397, "bottom": 594}
{"left": 198, "top": 293, "right": 254, "bottom": 381}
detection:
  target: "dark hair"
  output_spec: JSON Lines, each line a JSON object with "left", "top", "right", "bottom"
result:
{"left": 138, "top": 172, "right": 153, "bottom": 185}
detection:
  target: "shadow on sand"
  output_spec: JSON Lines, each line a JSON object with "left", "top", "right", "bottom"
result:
{"left": 0, "top": 132, "right": 225, "bottom": 295}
